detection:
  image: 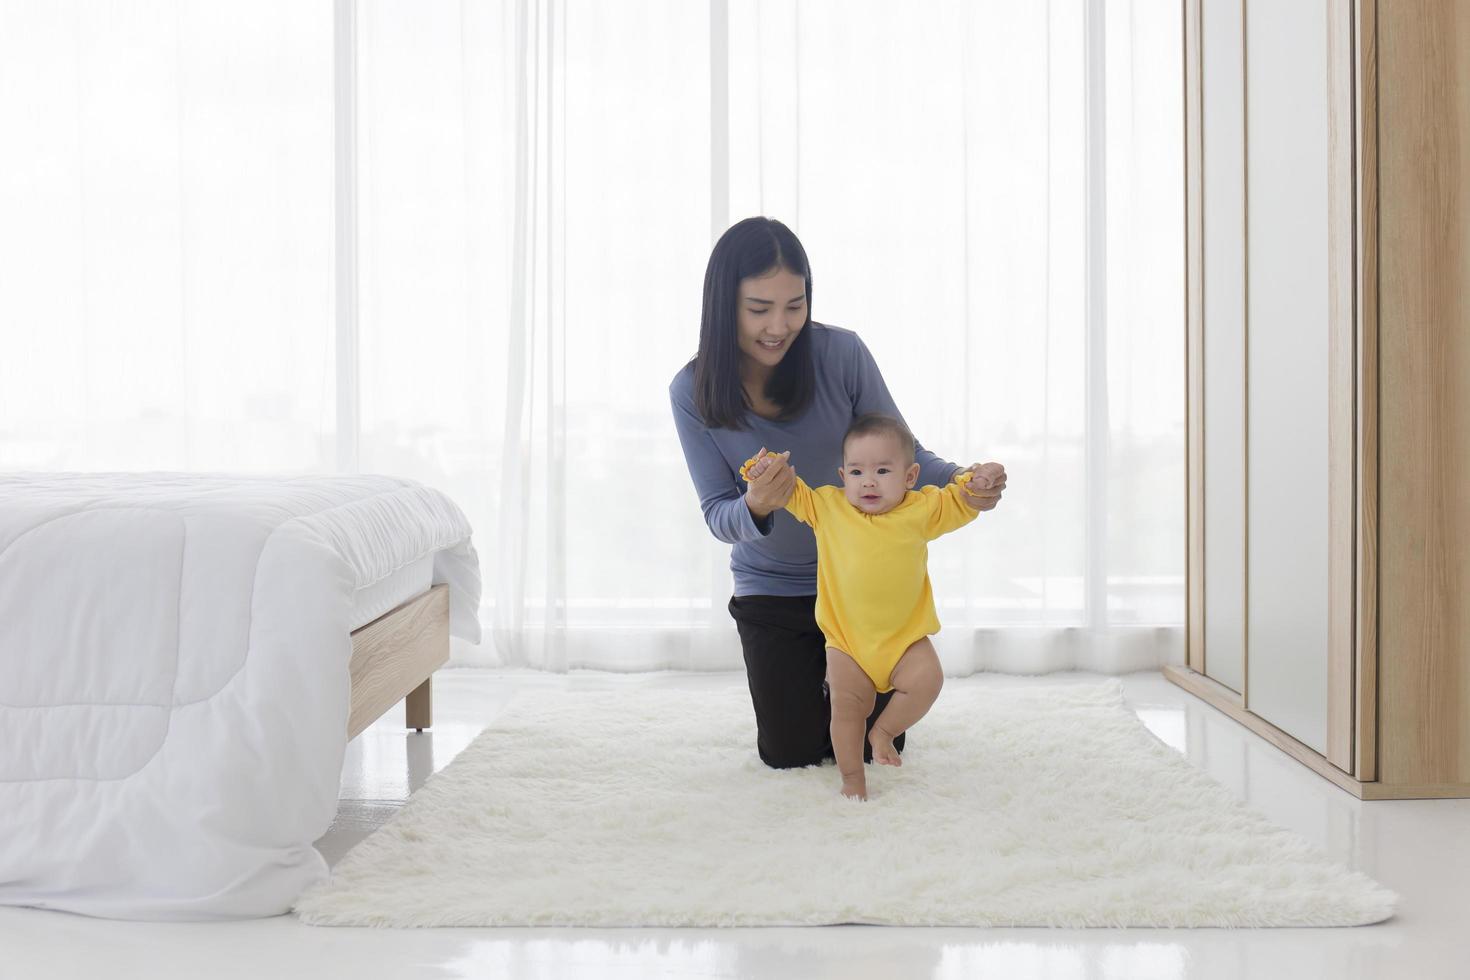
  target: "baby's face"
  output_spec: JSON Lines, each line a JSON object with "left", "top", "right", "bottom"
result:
{"left": 838, "top": 433, "right": 920, "bottom": 515}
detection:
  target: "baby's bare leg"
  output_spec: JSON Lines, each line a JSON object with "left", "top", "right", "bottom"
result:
{"left": 825, "top": 647, "right": 876, "bottom": 800}
{"left": 869, "top": 637, "right": 944, "bottom": 766}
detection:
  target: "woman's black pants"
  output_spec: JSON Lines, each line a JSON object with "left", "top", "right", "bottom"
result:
{"left": 728, "top": 593, "right": 906, "bottom": 769}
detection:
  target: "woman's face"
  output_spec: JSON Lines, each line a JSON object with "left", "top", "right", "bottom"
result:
{"left": 736, "top": 268, "right": 808, "bottom": 373}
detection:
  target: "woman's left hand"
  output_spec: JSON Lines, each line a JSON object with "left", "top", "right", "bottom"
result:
{"left": 954, "top": 462, "right": 1006, "bottom": 511}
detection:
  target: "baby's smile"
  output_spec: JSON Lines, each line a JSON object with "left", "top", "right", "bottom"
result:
{"left": 840, "top": 432, "right": 919, "bottom": 516}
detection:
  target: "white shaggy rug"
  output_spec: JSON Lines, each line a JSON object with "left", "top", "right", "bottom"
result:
{"left": 295, "top": 679, "right": 1399, "bottom": 928}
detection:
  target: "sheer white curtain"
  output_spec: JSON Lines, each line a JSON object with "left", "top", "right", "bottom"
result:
{"left": 0, "top": 1, "right": 335, "bottom": 471}
{"left": 0, "top": 0, "right": 1183, "bottom": 676}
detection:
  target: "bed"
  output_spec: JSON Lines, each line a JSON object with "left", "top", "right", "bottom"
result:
{"left": 0, "top": 472, "right": 482, "bottom": 920}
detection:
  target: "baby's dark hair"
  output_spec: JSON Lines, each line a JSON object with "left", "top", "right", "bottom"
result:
{"left": 843, "top": 413, "right": 916, "bottom": 465}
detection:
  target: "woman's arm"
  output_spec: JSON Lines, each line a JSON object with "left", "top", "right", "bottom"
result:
{"left": 847, "top": 332, "right": 960, "bottom": 488}
{"left": 670, "top": 383, "right": 775, "bottom": 543}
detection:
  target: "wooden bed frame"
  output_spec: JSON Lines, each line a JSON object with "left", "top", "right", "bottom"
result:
{"left": 345, "top": 583, "right": 449, "bottom": 740}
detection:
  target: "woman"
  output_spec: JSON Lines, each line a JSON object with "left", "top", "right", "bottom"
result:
{"left": 669, "top": 216, "right": 1007, "bottom": 769}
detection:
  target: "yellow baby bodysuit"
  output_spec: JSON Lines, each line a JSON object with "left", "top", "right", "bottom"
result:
{"left": 741, "top": 456, "right": 981, "bottom": 693}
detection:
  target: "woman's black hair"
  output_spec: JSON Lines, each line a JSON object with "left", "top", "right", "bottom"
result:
{"left": 690, "top": 216, "right": 815, "bottom": 430}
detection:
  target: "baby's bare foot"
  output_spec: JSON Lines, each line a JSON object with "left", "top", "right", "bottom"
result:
{"left": 840, "top": 775, "right": 868, "bottom": 801}
{"left": 868, "top": 725, "right": 902, "bottom": 766}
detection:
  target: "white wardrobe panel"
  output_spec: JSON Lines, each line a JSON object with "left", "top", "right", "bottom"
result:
{"left": 1201, "top": 0, "right": 1246, "bottom": 696}
{"left": 1243, "top": 0, "right": 1330, "bottom": 755}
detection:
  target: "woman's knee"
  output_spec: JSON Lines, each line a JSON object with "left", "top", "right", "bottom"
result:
{"left": 760, "top": 745, "right": 827, "bottom": 770}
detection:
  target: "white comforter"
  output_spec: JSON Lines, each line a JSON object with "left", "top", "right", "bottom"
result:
{"left": 0, "top": 473, "right": 481, "bottom": 920}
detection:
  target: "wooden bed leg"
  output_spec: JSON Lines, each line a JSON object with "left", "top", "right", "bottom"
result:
{"left": 348, "top": 585, "right": 450, "bottom": 741}
{"left": 406, "top": 676, "right": 433, "bottom": 732}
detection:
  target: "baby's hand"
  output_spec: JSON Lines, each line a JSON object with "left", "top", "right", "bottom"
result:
{"left": 740, "top": 447, "right": 791, "bottom": 483}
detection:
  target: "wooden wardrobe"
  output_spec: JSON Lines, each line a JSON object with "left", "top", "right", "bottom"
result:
{"left": 1168, "top": 0, "right": 1470, "bottom": 799}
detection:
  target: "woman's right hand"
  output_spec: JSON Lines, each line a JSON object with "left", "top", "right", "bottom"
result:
{"left": 743, "top": 447, "right": 795, "bottom": 518}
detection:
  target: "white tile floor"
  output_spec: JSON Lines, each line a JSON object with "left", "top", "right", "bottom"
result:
{"left": 3, "top": 668, "right": 1466, "bottom": 980}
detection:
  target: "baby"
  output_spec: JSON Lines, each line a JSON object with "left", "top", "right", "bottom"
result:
{"left": 740, "top": 413, "right": 986, "bottom": 801}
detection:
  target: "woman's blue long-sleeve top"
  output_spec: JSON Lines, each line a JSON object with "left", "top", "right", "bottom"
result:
{"left": 669, "top": 321, "right": 961, "bottom": 597}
